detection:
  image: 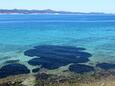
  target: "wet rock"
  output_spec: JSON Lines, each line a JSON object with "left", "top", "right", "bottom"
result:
{"left": 36, "top": 73, "right": 50, "bottom": 80}
{"left": 0, "top": 83, "right": 9, "bottom": 86}
{"left": 35, "top": 73, "right": 77, "bottom": 85}
{"left": 0, "top": 80, "right": 23, "bottom": 86}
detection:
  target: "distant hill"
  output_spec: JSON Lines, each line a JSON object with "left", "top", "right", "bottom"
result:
{"left": 0, "top": 9, "right": 108, "bottom": 14}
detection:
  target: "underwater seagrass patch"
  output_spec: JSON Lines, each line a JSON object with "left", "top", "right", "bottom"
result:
{"left": 32, "top": 68, "right": 40, "bottom": 73}
{"left": 24, "top": 45, "right": 92, "bottom": 72}
{"left": 0, "top": 63, "right": 30, "bottom": 78}
{"left": 69, "top": 64, "right": 94, "bottom": 74}
{"left": 4, "top": 59, "right": 20, "bottom": 64}
{"left": 96, "top": 63, "right": 115, "bottom": 70}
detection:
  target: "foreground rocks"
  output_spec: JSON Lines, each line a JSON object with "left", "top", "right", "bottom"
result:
{"left": 0, "top": 71, "right": 115, "bottom": 86}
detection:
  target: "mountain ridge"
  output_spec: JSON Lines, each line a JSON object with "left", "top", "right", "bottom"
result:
{"left": 0, "top": 9, "right": 110, "bottom": 14}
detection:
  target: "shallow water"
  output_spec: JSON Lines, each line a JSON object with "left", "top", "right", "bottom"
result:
{"left": 0, "top": 14, "right": 115, "bottom": 78}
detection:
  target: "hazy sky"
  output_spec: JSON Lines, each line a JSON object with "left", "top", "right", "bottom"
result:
{"left": 0, "top": 0, "right": 115, "bottom": 13}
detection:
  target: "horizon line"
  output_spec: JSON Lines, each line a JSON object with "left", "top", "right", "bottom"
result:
{"left": 0, "top": 9, "right": 114, "bottom": 14}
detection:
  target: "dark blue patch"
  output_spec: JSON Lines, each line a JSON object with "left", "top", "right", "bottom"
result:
{"left": 32, "top": 68, "right": 40, "bottom": 73}
{"left": 34, "top": 45, "right": 86, "bottom": 51}
{"left": 96, "top": 63, "right": 115, "bottom": 70}
{"left": 5, "top": 60, "right": 19, "bottom": 63}
{"left": 24, "top": 45, "right": 92, "bottom": 70}
{"left": 69, "top": 64, "right": 94, "bottom": 74}
{"left": 0, "top": 63, "right": 30, "bottom": 78}
{"left": 28, "top": 58, "right": 67, "bottom": 69}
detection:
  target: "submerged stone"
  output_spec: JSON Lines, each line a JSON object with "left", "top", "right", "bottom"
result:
{"left": 32, "top": 68, "right": 40, "bottom": 73}
{"left": 0, "top": 63, "right": 30, "bottom": 78}
{"left": 28, "top": 58, "right": 67, "bottom": 69}
{"left": 69, "top": 64, "right": 94, "bottom": 74}
{"left": 5, "top": 60, "right": 19, "bottom": 63}
{"left": 96, "top": 63, "right": 115, "bottom": 70}
{"left": 36, "top": 73, "right": 51, "bottom": 80}
{"left": 24, "top": 45, "right": 92, "bottom": 69}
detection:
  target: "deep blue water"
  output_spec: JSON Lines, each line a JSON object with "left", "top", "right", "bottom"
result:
{"left": 0, "top": 14, "right": 115, "bottom": 78}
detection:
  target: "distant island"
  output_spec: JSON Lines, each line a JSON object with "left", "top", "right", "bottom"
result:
{"left": 0, "top": 9, "right": 109, "bottom": 15}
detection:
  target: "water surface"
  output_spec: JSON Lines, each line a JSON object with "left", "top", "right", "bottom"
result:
{"left": 0, "top": 14, "right": 115, "bottom": 78}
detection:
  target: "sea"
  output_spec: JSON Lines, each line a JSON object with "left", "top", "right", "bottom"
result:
{"left": 0, "top": 14, "right": 115, "bottom": 78}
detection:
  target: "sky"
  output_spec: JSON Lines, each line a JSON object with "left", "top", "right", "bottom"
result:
{"left": 0, "top": 0, "right": 115, "bottom": 13}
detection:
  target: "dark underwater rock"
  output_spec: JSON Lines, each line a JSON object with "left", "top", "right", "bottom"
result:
{"left": 36, "top": 73, "right": 50, "bottom": 80}
{"left": 0, "top": 80, "right": 24, "bottom": 86}
{"left": 5, "top": 60, "right": 20, "bottom": 64}
{"left": 0, "top": 63, "right": 30, "bottom": 78}
{"left": 24, "top": 45, "right": 92, "bottom": 69}
{"left": 96, "top": 63, "right": 115, "bottom": 70}
{"left": 69, "top": 64, "right": 94, "bottom": 74}
{"left": 32, "top": 68, "right": 40, "bottom": 73}
{"left": 24, "top": 45, "right": 91, "bottom": 58}
{"left": 28, "top": 58, "right": 68, "bottom": 69}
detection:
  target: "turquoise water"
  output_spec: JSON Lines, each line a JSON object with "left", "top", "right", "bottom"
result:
{"left": 0, "top": 14, "right": 115, "bottom": 77}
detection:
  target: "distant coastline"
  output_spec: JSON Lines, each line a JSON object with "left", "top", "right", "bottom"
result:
{"left": 0, "top": 9, "right": 113, "bottom": 15}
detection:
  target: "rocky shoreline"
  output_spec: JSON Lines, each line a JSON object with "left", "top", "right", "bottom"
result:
{"left": 0, "top": 70, "right": 115, "bottom": 86}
